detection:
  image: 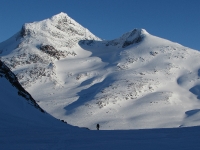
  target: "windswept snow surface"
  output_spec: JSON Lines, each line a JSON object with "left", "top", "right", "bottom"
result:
{"left": 1, "top": 12, "right": 200, "bottom": 130}
{"left": 2, "top": 125, "right": 200, "bottom": 150}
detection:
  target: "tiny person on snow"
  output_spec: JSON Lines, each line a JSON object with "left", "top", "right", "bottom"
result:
{"left": 96, "top": 123, "right": 100, "bottom": 130}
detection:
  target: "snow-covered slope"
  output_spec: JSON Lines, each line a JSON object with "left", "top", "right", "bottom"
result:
{"left": 1, "top": 12, "right": 200, "bottom": 130}
{"left": 0, "top": 59, "right": 74, "bottom": 130}
{"left": 3, "top": 58, "right": 200, "bottom": 150}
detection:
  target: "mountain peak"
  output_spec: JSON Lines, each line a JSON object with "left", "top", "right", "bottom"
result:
{"left": 19, "top": 12, "right": 100, "bottom": 45}
{"left": 140, "top": 28, "right": 149, "bottom": 34}
{"left": 122, "top": 28, "right": 149, "bottom": 38}
{"left": 53, "top": 12, "right": 68, "bottom": 17}
{"left": 104, "top": 28, "right": 148, "bottom": 48}
{"left": 50, "top": 12, "right": 70, "bottom": 21}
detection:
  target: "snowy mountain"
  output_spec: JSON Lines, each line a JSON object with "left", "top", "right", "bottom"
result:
{"left": 1, "top": 12, "right": 200, "bottom": 130}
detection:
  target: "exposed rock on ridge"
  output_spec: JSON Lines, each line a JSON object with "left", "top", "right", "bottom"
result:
{"left": 104, "top": 28, "right": 146, "bottom": 48}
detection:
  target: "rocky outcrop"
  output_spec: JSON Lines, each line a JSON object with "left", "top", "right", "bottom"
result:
{"left": 20, "top": 25, "right": 32, "bottom": 37}
{"left": 40, "top": 45, "right": 77, "bottom": 60}
{"left": 104, "top": 29, "right": 144, "bottom": 48}
{"left": 122, "top": 35, "right": 143, "bottom": 48}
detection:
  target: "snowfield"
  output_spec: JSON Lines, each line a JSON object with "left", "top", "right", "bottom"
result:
{"left": 1, "top": 12, "right": 200, "bottom": 131}
{"left": 1, "top": 59, "right": 200, "bottom": 150}
{"left": 2, "top": 125, "right": 200, "bottom": 150}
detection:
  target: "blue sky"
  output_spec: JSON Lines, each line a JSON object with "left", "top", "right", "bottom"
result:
{"left": 0, "top": 0, "right": 200, "bottom": 50}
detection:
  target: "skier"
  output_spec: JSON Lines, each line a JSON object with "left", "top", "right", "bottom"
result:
{"left": 96, "top": 123, "right": 100, "bottom": 130}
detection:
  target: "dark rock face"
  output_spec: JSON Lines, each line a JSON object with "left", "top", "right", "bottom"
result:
{"left": 122, "top": 29, "right": 143, "bottom": 48}
{"left": 40, "top": 45, "right": 77, "bottom": 60}
{"left": 2, "top": 53, "right": 46, "bottom": 69}
{"left": 0, "top": 60, "right": 44, "bottom": 112}
{"left": 40, "top": 45, "right": 62, "bottom": 60}
{"left": 20, "top": 25, "right": 31, "bottom": 37}
{"left": 103, "top": 29, "right": 144, "bottom": 48}
{"left": 20, "top": 26, "right": 26, "bottom": 37}
{"left": 122, "top": 36, "right": 143, "bottom": 48}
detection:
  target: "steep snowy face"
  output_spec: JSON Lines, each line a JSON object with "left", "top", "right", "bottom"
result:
{"left": 20, "top": 12, "right": 100, "bottom": 48}
{"left": 0, "top": 12, "right": 101, "bottom": 88}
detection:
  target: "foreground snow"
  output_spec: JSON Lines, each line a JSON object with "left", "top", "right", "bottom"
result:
{"left": 1, "top": 125, "right": 200, "bottom": 150}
